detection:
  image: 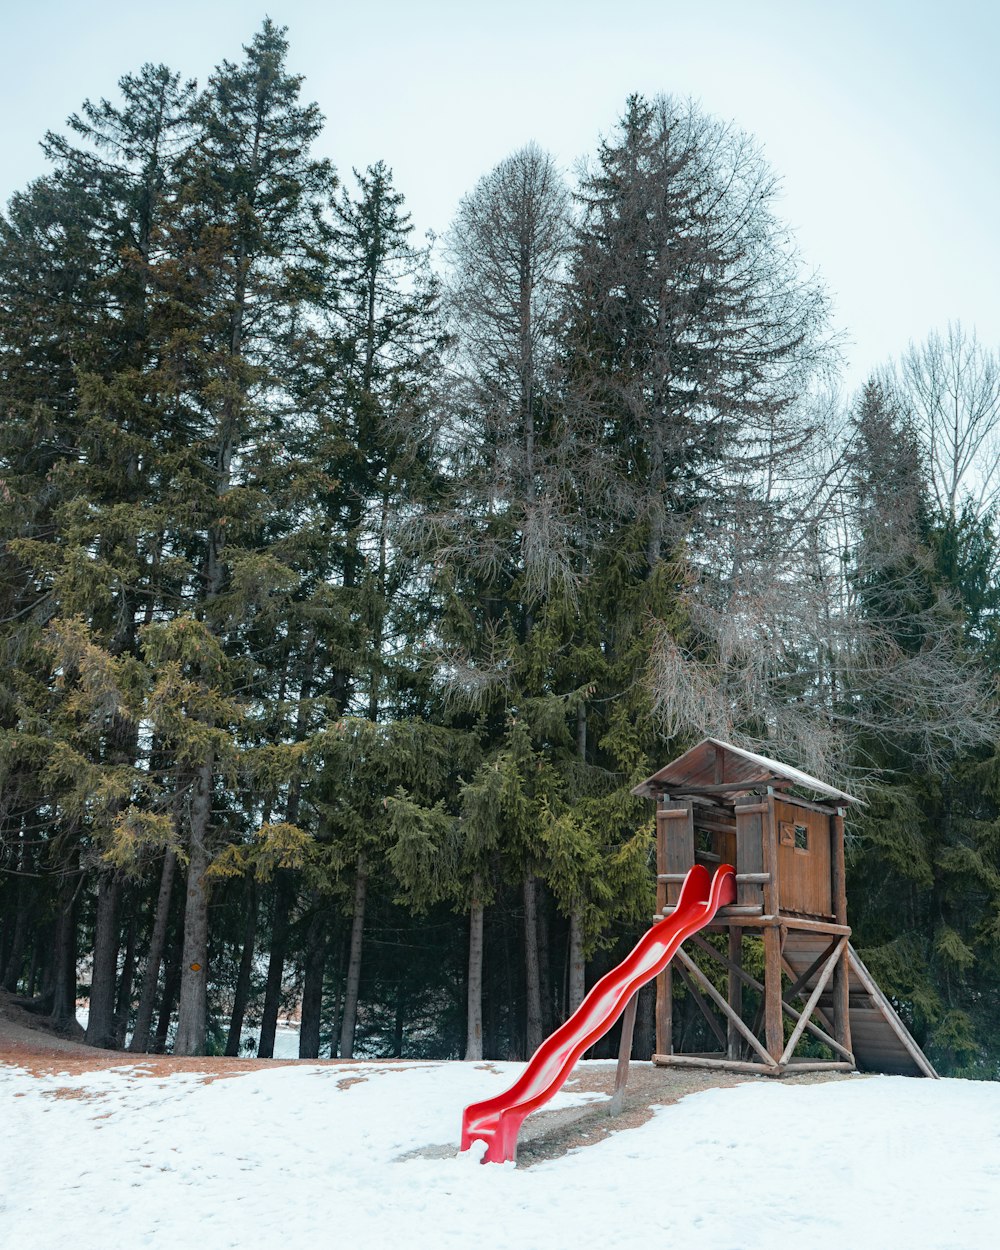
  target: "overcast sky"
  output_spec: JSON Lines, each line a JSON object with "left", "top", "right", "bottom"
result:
{"left": 4, "top": 0, "right": 997, "bottom": 391}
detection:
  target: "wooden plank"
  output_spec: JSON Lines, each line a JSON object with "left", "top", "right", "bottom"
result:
{"left": 653, "top": 1053, "right": 783, "bottom": 1077}
{"left": 779, "top": 917, "right": 852, "bottom": 937}
{"left": 669, "top": 782, "right": 777, "bottom": 795}
{"left": 610, "top": 992, "right": 638, "bottom": 1117}
{"left": 674, "top": 948, "right": 778, "bottom": 1067}
{"left": 782, "top": 1061, "right": 856, "bottom": 1074}
{"left": 763, "top": 793, "right": 779, "bottom": 916}
{"left": 831, "top": 811, "right": 848, "bottom": 926}
{"left": 660, "top": 801, "right": 694, "bottom": 906}
{"left": 847, "top": 946, "right": 938, "bottom": 1078}
{"left": 659, "top": 873, "right": 769, "bottom": 884}
{"left": 656, "top": 905, "right": 764, "bottom": 920}
{"left": 735, "top": 796, "right": 765, "bottom": 909}
{"left": 774, "top": 796, "right": 833, "bottom": 917}
{"left": 769, "top": 792, "right": 841, "bottom": 818}
{"left": 779, "top": 938, "right": 846, "bottom": 1064}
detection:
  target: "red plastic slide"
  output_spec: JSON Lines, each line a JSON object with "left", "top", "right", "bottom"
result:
{"left": 460, "top": 862, "right": 736, "bottom": 1164}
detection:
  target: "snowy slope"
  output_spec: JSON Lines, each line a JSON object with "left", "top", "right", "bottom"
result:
{"left": 3, "top": 1060, "right": 999, "bottom": 1250}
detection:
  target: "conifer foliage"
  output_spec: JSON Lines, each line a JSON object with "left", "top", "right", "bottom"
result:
{"left": 2, "top": 33, "right": 1000, "bottom": 1075}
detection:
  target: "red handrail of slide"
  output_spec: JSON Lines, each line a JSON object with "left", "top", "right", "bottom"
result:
{"left": 460, "top": 862, "right": 736, "bottom": 1164}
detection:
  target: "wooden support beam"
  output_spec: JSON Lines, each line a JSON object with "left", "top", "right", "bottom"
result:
{"left": 847, "top": 947, "right": 938, "bottom": 1078}
{"left": 656, "top": 965, "right": 672, "bottom": 1057}
{"left": 674, "top": 948, "right": 778, "bottom": 1067}
{"left": 654, "top": 796, "right": 668, "bottom": 1058}
{"left": 780, "top": 953, "right": 836, "bottom": 1037}
{"left": 610, "top": 991, "right": 638, "bottom": 1117}
{"left": 763, "top": 925, "right": 784, "bottom": 1062}
{"left": 778, "top": 917, "right": 852, "bottom": 937}
{"left": 653, "top": 1053, "right": 783, "bottom": 1077}
{"left": 727, "top": 927, "right": 742, "bottom": 1061}
{"left": 658, "top": 873, "right": 769, "bottom": 884}
{"left": 782, "top": 1060, "right": 856, "bottom": 1074}
{"left": 656, "top": 905, "right": 764, "bottom": 921}
{"left": 676, "top": 962, "right": 728, "bottom": 1049}
{"left": 779, "top": 938, "right": 846, "bottom": 1065}
{"left": 831, "top": 810, "right": 852, "bottom": 1058}
{"left": 668, "top": 782, "right": 776, "bottom": 795}
{"left": 784, "top": 939, "right": 840, "bottom": 1001}
{"left": 690, "top": 934, "right": 853, "bottom": 1063}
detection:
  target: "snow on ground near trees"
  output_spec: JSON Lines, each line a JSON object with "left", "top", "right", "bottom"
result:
{"left": 3, "top": 1061, "right": 1000, "bottom": 1250}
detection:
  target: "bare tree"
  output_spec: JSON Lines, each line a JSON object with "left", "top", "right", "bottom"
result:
{"left": 894, "top": 323, "right": 1000, "bottom": 522}
{"left": 437, "top": 145, "right": 574, "bottom": 1057}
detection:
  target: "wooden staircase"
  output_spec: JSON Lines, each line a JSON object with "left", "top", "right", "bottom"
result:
{"left": 782, "top": 930, "right": 937, "bottom": 1078}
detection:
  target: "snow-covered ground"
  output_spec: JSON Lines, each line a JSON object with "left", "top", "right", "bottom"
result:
{"left": 3, "top": 1060, "right": 999, "bottom": 1249}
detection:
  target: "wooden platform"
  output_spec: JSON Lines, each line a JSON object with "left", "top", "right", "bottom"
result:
{"left": 781, "top": 930, "right": 937, "bottom": 1078}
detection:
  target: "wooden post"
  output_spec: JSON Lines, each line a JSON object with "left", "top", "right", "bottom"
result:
{"left": 763, "top": 793, "right": 779, "bottom": 916}
{"left": 610, "top": 991, "right": 638, "bottom": 1116}
{"left": 654, "top": 800, "right": 691, "bottom": 1055}
{"left": 831, "top": 809, "right": 852, "bottom": 1061}
{"left": 763, "top": 926, "right": 784, "bottom": 1062}
{"left": 655, "top": 797, "right": 666, "bottom": 1056}
{"left": 761, "top": 795, "right": 784, "bottom": 1061}
{"left": 734, "top": 797, "right": 766, "bottom": 909}
{"left": 657, "top": 965, "right": 672, "bottom": 1056}
{"left": 727, "top": 927, "right": 742, "bottom": 1060}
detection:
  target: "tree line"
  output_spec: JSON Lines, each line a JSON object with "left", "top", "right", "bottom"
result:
{"left": 2, "top": 21, "right": 1000, "bottom": 1073}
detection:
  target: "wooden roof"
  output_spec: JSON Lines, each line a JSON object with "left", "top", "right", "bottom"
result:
{"left": 631, "top": 737, "right": 860, "bottom": 805}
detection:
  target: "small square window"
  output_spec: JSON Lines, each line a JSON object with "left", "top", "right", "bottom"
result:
{"left": 794, "top": 824, "right": 808, "bottom": 851}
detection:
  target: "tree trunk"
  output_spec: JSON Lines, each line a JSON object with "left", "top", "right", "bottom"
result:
{"left": 174, "top": 757, "right": 214, "bottom": 1055}
{"left": 49, "top": 869, "right": 80, "bottom": 1032}
{"left": 225, "top": 874, "right": 257, "bottom": 1057}
{"left": 298, "top": 905, "right": 326, "bottom": 1060}
{"left": 392, "top": 981, "right": 405, "bottom": 1058}
{"left": 536, "top": 883, "right": 554, "bottom": 1034}
{"left": 113, "top": 906, "right": 138, "bottom": 1048}
{"left": 327, "top": 929, "right": 346, "bottom": 1058}
{"left": 152, "top": 938, "right": 182, "bottom": 1053}
{"left": 465, "top": 897, "right": 484, "bottom": 1060}
{"left": 339, "top": 853, "right": 368, "bottom": 1059}
{"left": 129, "top": 849, "right": 177, "bottom": 1053}
{"left": 26, "top": 930, "right": 44, "bottom": 999}
{"left": 258, "top": 872, "right": 294, "bottom": 1058}
{"left": 1, "top": 828, "right": 32, "bottom": 992}
{"left": 568, "top": 904, "right": 586, "bottom": 1014}
{"left": 85, "top": 871, "right": 122, "bottom": 1049}
{"left": 523, "top": 874, "right": 543, "bottom": 1056}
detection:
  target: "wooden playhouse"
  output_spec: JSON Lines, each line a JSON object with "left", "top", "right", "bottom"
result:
{"left": 629, "top": 738, "right": 936, "bottom": 1079}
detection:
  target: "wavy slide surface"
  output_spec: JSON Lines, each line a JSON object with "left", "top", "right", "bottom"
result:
{"left": 460, "top": 862, "right": 736, "bottom": 1163}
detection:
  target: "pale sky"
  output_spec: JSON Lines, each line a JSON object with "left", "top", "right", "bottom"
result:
{"left": 3, "top": 0, "right": 998, "bottom": 390}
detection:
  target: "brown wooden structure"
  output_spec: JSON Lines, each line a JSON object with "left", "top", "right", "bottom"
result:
{"left": 622, "top": 738, "right": 936, "bottom": 1083}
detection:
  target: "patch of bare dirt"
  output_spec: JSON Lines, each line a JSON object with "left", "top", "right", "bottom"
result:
{"left": 0, "top": 989, "right": 404, "bottom": 1081}
{"left": 511, "top": 1063, "right": 859, "bottom": 1166}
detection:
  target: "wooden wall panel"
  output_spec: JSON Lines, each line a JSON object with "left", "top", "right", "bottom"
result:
{"left": 659, "top": 801, "right": 694, "bottom": 904}
{"left": 774, "top": 797, "right": 833, "bottom": 918}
